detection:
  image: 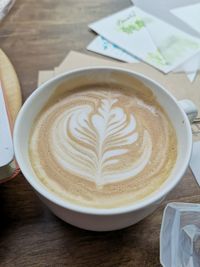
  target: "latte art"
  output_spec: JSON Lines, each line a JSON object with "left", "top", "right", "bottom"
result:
{"left": 51, "top": 92, "right": 152, "bottom": 187}
{"left": 29, "top": 84, "right": 177, "bottom": 208}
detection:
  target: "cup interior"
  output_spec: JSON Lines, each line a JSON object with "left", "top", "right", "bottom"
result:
{"left": 14, "top": 67, "right": 192, "bottom": 215}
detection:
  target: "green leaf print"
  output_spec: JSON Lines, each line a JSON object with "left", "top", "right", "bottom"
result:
{"left": 158, "top": 35, "right": 200, "bottom": 64}
{"left": 117, "top": 13, "right": 145, "bottom": 34}
{"left": 147, "top": 35, "right": 200, "bottom": 66}
{"left": 147, "top": 50, "right": 168, "bottom": 66}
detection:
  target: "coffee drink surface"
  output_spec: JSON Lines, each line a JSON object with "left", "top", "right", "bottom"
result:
{"left": 29, "top": 81, "right": 177, "bottom": 208}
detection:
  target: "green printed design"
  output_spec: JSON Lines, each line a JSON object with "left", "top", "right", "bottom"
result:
{"left": 160, "top": 36, "right": 200, "bottom": 64}
{"left": 117, "top": 14, "right": 145, "bottom": 34}
{"left": 147, "top": 35, "right": 200, "bottom": 66}
{"left": 147, "top": 50, "right": 168, "bottom": 66}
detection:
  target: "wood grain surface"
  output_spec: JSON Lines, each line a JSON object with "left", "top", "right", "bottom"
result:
{"left": 0, "top": 1, "right": 200, "bottom": 266}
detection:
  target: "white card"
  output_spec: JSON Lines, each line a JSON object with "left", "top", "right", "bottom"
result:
{"left": 171, "top": 3, "right": 200, "bottom": 35}
{"left": 131, "top": 0, "right": 200, "bottom": 37}
{"left": 89, "top": 7, "right": 168, "bottom": 73}
{"left": 133, "top": 7, "right": 200, "bottom": 73}
{"left": 190, "top": 141, "right": 200, "bottom": 187}
{"left": 89, "top": 6, "right": 200, "bottom": 74}
{"left": 131, "top": 1, "right": 200, "bottom": 80}
{"left": 0, "top": 83, "right": 14, "bottom": 167}
{"left": 87, "top": 36, "right": 139, "bottom": 63}
{"left": 132, "top": 0, "right": 200, "bottom": 75}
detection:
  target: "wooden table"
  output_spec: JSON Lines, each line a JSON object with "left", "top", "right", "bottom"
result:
{"left": 0, "top": 1, "right": 200, "bottom": 266}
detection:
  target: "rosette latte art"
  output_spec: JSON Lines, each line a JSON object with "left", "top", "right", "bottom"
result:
{"left": 29, "top": 84, "right": 177, "bottom": 208}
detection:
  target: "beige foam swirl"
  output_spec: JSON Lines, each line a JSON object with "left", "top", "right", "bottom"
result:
{"left": 29, "top": 86, "right": 177, "bottom": 208}
{"left": 49, "top": 92, "right": 152, "bottom": 186}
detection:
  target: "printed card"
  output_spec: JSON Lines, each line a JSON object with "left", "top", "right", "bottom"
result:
{"left": 89, "top": 7, "right": 200, "bottom": 73}
{"left": 134, "top": 7, "right": 200, "bottom": 73}
{"left": 87, "top": 36, "right": 139, "bottom": 63}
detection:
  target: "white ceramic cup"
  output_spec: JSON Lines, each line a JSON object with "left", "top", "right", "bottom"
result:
{"left": 14, "top": 67, "right": 197, "bottom": 231}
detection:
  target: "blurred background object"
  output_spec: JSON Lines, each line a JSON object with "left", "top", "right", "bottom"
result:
{"left": 0, "top": 0, "right": 15, "bottom": 21}
{"left": 160, "top": 202, "right": 200, "bottom": 267}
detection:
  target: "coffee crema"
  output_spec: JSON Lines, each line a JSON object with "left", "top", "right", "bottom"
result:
{"left": 29, "top": 82, "right": 177, "bottom": 208}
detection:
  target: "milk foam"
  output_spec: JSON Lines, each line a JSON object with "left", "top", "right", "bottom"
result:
{"left": 50, "top": 91, "right": 152, "bottom": 186}
{"left": 29, "top": 85, "right": 177, "bottom": 208}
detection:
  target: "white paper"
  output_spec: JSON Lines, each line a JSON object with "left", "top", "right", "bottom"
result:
{"left": 132, "top": 0, "right": 200, "bottom": 75}
{"left": 87, "top": 36, "right": 139, "bottom": 63}
{"left": 0, "top": 84, "right": 14, "bottom": 167}
{"left": 131, "top": 0, "right": 200, "bottom": 38}
{"left": 133, "top": 7, "right": 200, "bottom": 73}
{"left": 171, "top": 3, "right": 200, "bottom": 34}
{"left": 190, "top": 141, "right": 200, "bottom": 187}
{"left": 89, "top": 7, "right": 200, "bottom": 74}
{"left": 89, "top": 7, "right": 169, "bottom": 73}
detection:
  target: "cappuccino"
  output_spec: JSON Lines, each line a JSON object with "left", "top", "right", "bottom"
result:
{"left": 29, "top": 81, "right": 177, "bottom": 208}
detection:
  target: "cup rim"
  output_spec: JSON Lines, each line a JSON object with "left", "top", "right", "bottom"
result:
{"left": 14, "top": 66, "right": 192, "bottom": 215}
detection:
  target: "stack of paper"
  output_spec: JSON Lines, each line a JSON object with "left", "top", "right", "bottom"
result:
{"left": 87, "top": 3, "right": 200, "bottom": 83}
